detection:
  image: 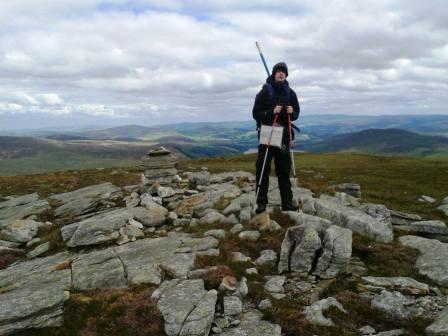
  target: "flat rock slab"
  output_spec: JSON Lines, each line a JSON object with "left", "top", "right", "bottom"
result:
{"left": 220, "top": 309, "right": 281, "bottom": 336}
{"left": 0, "top": 198, "right": 50, "bottom": 224}
{"left": 361, "top": 276, "right": 430, "bottom": 295}
{"left": 313, "top": 196, "right": 393, "bottom": 243}
{"left": 154, "top": 279, "right": 217, "bottom": 336}
{"left": 399, "top": 235, "right": 448, "bottom": 287}
{"left": 0, "top": 252, "right": 72, "bottom": 335}
{"left": 396, "top": 220, "right": 448, "bottom": 236}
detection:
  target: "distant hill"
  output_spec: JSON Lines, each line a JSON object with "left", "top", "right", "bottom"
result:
{"left": 310, "top": 128, "right": 448, "bottom": 156}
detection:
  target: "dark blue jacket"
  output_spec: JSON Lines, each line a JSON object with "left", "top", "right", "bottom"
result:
{"left": 252, "top": 76, "right": 300, "bottom": 142}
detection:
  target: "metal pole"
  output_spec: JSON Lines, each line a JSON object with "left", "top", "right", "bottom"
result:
{"left": 255, "top": 42, "right": 270, "bottom": 77}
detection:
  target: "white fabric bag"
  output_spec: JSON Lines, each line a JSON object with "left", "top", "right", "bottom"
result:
{"left": 259, "top": 124, "right": 284, "bottom": 148}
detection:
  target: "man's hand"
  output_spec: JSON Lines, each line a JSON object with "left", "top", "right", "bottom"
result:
{"left": 273, "top": 105, "right": 282, "bottom": 114}
{"left": 286, "top": 106, "right": 293, "bottom": 114}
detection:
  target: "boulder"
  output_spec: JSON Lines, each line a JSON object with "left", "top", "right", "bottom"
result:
{"left": 389, "top": 210, "right": 422, "bottom": 226}
{"left": 371, "top": 290, "right": 412, "bottom": 319}
{"left": 333, "top": 183, "right": 361, "bottom": 198}
{"left": 278, "top": 226, "right": 321, "bottom": 274}
{"left": 396, "top": 220, "right": 448, "bottom": 236}
{"left": 0, "top": 193, "right": 38, "bottom": 209}
{"left": 50, "top": 182, "right": 121, "bottom": 218}
{"left": 238, "top": 230, "right": 260, "bottom": 242}
{"left": 223, "top": 295, "right": 243, "bottom": 316}
{"left": 0, "top": 219, "right": 39, "bottom": 243}
{"left": 314, "top": 225, "right": 352, "bottom": 279}
{"left": 255, "top": 250, "right": 277, "bottom": 267}
{"left": 313, "top": 195, "right": 393, "bottom": 242}
{"left": 0, "top": 198, "right": 50, "bottom": 224}
{"left": 0, "top": 252, "right": 72, "bottom": 335}
{"left": 399, "top": 235, "right": 448, "bottom": 287}
{"left": 438, "top": 204, "right": 448, "bottom": 217}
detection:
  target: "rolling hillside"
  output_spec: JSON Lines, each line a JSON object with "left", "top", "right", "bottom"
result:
{"left": 310, "top": 128, "right": 448, "bottom": 156}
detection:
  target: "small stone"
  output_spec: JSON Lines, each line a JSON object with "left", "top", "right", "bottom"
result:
{"left": 204, "top": 229, "right": 226, "bottom": 240}
{"left": 238, "top": 230, "right": 260, "bottom": 242}
{"left": 245, "top": 268, "right": 258, "bottom": 275}
{"left": 231, "top": 252, "right": 251, "bottom": 263}
{"left": 255, "top": 250, "right": 277, "bottom": 266}
{"left": 359, "top": 325, "right": 376, "bottom": 335}
{"left": 264, "top": 276, "right": 285, "bottom": 293}
{"left": 418, "top": 195, "right": 436, "bottom": 204}
{"left": 258, "top": 299, "right": 272, "bottom": 311}
{"left": 230, "top": 224, "right": 244, "bottom": 234}
{"left": 224, "top": 296, "right": 243, "bottom": 316}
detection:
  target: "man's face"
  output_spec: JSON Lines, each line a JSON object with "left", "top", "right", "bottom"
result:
{"left": 274, "top": 70, "right": 286, "bottom": 82}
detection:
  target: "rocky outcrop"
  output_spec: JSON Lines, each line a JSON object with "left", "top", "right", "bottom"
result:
{"left": 278, "top": 224, "right": 352, "bottom": 278}
{"left": 220, "top": 309, "right": 281, "bottom": 336}
{"left": 310, "top": 195, "right": 393, "bottom": 243}
{"left": 0, "top": 193, "right": 50, "bottom": 224}
{"left": 0, "top": 252, "right": 72, "bottom": 335}
{"left": 49, "top": 182, "right": 121, "bottom": 218}
{"left": 361, "top": 276, "right": 430, "bottom": 295}
{"left": 152, "top": 279, "right": 217, "bottom": 336}
{"left": 399, "top": 235, "right": 448, "bottom": 287}
{"left": 314, "top": 225, "right": 352, "bottom": 279}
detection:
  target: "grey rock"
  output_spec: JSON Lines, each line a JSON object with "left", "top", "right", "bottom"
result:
{"left": 26, "top": 238, "right": 41, "bottom": 248}
{"left": 418, "top": 195, "right": 437, "bottom": 204}
{"left": 115, "top": 233, "right": 218, "bottom": 285}
{"left": 264, "top": 276, "right": 285, "bottom": 293}
{"left": 362, "top": 276, "right": 430, "bottom": 296}
{"left": 64, "top": 209, "right": 130, "bottom": 247}
{"left": 239, "top": 208, "right": 252, "bottom": 222}
{"left": 397, "top": 220, "right": 448, "bottom": 236}
{"left": 304, "top": 297, "right": 346, "bottom": 327}
{"left": 220, "top": 309, "right": 281, "bottom": 336}
{"left": 376, "top": 330, "right": 405, "bottom": 336}
{"left": 230, "top": 224, "right": 244, "bottom": 235}
{"left": 0, "top": 252, "right": 72, "bottom": 335}
{"left": 246, "top": 268, "right": 258, "bottom": 275}
{"left": 426, "top": 307, "right": 448, "bottom": 335}
{"left": 204, "top": 229, "right": 226, "bottom": 240}
{"left": 231, "top": 252, "right": 251, "bottom": 263}
{"left": 0, "top": 199, "right": 50, "bottom": 223}
{"left": 438, "top": 204, "right": 448, "bottom": 217}
{"left": 335, "top": 192, "right": 361, "bottom": 207}
{"left": 371, "top": 290, "right": 413, "bottom": 319}
{"left": 134, "top": 201, "right": 168, "bottom": 226}
{"left": 155, "top": 279, "right": 216, "bottom": 336}
{"left": 0, "top": 239, "right": 21, "bottom": 248}
{"left": 50, "top": 182, "right": 120, "bottom": 218}
{"left": 284, "top": 211, "right": 333, "bottom": 232}
{"left": 390, "top": 210, "right": 422, "bottom": 225}
{"left": 0, "top": 193, "right": 38, "bottom": 209}
{"left": 221, "top": 214, "right": 239, "bottom": 226}
{"left": 185, "top": 171, "right": 211, "bottom": 187}
{"left": 72, "top": 249, "right": 126, "bottom": 290}
{"left": 26, "top": 242, "right": 50, "bottom": 259}
{"left": 258, "top": 299, "right": 272, "bottom": 310}
{"left": 399, "top": 235, "right": 448, "bottom": 287}
{"left": 314, "top": 225, "right": 352, "bottom": 279}
{"left": 333, "top": 182, "right": 361, "bottom": 198}
{"left": 360, "top": 203, "right": 392, "bottom": 227}
{"left": 238, "top": 230, "right": 260, "bottom": 242}
{"left": 0, "top": 219, "right": 39, "bottom": 243}
{"left": 278, "top": 226, "right": 321, "bottom": 274}
{"left": 199, "top": 211, "right": 225, "bottom": 225}
{"left": 224, "top": 296, "right": 243, "bottom": 316}
{"left": 223, "top": 194, "right": 254, "bottom": 216}
{"left": 157, "top": 186, "right": 176, "bottom": 198}
{"left": 314, "top": 196, "right": 393, "bottom": 242}
{"left": 124, "top": 192, "right": 140, "bottom": 208}
{"left": 359, "top": 325, "right": 376, "bottom": 335}
{"left": 255, "top": 250, "right": 277, "bottom": 267}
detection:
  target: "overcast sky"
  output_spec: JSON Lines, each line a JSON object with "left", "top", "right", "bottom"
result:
{"left": 0, "top": 0, "right": 447, "bottom": 129}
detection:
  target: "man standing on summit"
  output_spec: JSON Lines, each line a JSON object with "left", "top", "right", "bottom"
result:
{"left": 252, "top": 62, "right": 300, "bottom": 214}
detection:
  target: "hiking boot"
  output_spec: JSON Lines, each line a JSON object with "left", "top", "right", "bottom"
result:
{"left": 256, "top": 203, "right": 267, "bottom": 214}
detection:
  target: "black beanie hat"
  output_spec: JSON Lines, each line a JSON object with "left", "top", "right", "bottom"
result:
{"left": 272, "top": 62, "right": 288, "bottom": 77}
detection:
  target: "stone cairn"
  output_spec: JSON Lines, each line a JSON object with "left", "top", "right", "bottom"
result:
{"left": 140, "top": 146, "right": 177, "bottom": 185}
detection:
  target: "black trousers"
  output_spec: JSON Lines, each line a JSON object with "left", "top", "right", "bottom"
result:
{"left": 255, "top": 143, "right": 293, "bottom": 207}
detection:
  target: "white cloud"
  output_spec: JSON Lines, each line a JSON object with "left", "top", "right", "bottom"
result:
{"left": 0, "top": 0, "right": 447, "bottom": 128}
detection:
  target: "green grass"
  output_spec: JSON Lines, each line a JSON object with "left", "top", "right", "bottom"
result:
{"left": 0, "top": 151, "right": 140, "bottom": 176}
